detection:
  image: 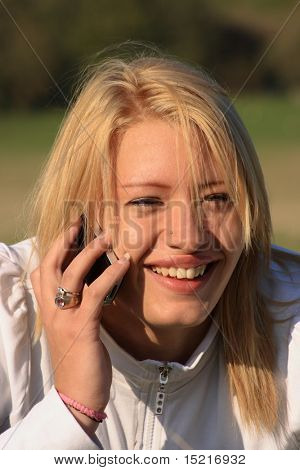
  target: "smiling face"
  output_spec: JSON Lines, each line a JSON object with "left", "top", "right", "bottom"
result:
{"left": 102, "top": 118, "right": 245, "bottom": 333}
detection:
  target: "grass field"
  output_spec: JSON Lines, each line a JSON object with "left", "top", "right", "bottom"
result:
{"left": 0, "top": 94, "right": 299, "bottom": 251}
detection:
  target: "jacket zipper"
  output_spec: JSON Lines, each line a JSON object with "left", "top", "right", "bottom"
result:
{"left": 155, "top": 363, "right": 172, "bottom": 415}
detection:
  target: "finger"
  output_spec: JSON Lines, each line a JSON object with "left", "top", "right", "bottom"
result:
{"left": 39, "top": 221, "right": 83, "bottom": 312}
{"left": 59, "top": 234, "right": 113, "bottom": 294}
{"left": 80, "top": 253, "right": 130, "bottom": 320}
{"left": 43, "top": 218, "right": 82, "bottom": 271}
{"left": 41, "top": 235, "right": 113, "bottom": 315}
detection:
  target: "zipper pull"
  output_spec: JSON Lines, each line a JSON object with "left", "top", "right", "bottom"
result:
{"left": 155, "top": 363, "right": 172, "bottom": 415}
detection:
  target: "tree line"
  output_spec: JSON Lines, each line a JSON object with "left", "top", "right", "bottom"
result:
{"left": 0, "top": 0, "right": 299, "bottom": 108}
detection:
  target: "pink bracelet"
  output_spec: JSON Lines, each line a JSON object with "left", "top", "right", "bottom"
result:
{"left": 57, "top": 390, "right": 107, "bottom": 423}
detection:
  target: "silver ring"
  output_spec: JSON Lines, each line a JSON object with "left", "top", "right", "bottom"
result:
{"left": 54, "top": 286, "right": 82, "bottom": 310}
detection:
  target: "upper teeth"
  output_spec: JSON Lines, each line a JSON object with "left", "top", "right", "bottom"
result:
{"left": 151, "top": 264, "right": 207, "bottom": 279}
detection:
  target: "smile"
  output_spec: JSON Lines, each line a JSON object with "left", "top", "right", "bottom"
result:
{"left": 144, "top": 261, "right": 219, "bottom": 294}
{"left": 150, "top": 263, "right": 208, "bottom": 279}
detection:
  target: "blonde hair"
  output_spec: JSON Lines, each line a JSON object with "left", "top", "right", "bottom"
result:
{"left": 22, "top": 44, "right": 291, "bottom": 435}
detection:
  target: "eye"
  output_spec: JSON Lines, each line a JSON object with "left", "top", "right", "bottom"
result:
{"left": 201, "top": 193, "right": 233, "bottom": 212}
{"left": 203, "top": 193, "right": 231, "bottom": 203}
{"left": 129, "top": 198, "right": 164, "bottom": 207}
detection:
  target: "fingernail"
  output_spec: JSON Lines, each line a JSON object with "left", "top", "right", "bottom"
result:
{"left": 118, "top": 252, "right": 131, "bottom": 264}
{"left": 70, "top": 223, "right": 80, "bottom": 236}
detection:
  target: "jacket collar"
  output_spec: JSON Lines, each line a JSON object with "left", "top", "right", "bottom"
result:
{"left": 100, "top": 320, "right": 220, "bottom": 387}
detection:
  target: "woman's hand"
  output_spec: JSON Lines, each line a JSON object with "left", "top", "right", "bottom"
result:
{"left": 30, "top": 219, "right": 130, "bottom": 435}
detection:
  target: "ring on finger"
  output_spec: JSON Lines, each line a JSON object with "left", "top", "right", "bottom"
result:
{"left": 55, "top": 286, "right": 82, "bottom": 310}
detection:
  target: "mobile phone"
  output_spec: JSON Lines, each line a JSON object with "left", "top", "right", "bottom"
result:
{"left": 74, "top": 214, "right": 125, "bottom": 305}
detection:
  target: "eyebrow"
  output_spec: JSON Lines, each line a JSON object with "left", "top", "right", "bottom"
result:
{"left": 120, "top": 180, "right": 225, "bottom": 190}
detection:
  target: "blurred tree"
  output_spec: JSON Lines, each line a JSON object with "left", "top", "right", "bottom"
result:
{"left": 0, "top": 0, "right": 299, "bottom": 108}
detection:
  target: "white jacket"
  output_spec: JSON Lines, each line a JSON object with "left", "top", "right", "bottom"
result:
{"left": 0, "top": 238, "right": 299, "bottom": 450}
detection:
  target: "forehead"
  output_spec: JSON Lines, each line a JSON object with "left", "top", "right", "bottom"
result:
{"left": 115, "top": 119, "right": 223, "bottom": 187}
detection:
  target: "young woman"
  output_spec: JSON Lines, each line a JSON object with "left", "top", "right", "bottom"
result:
{"left": 0, "top": 48, "right": 299, "bottom": 450}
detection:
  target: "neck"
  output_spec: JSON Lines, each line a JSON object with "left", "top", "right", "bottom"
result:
{"left": 101, "top": 304, "right": 213, "bottom": 364}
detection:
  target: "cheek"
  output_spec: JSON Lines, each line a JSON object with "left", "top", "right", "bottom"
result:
{"left": 122, "top": 228, "right": 142, "bottom": 251}
{"left": 117, "top": 208, "right": 158, "bottom": 251}
{"left": 113, "top": 218, "right": 155, "bottom": 280}
{"left": 208, "top": 210, "right": 244, "bottom": 253}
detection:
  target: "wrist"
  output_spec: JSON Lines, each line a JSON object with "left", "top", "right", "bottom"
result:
{"left": 56, "top": 388, "right": 107, "bottom": 438}
{"left": 57, "top": 389, "right": 107, "bottom": 420}
{"left": 67, "top": 405, "right": 100, "bottom": 436}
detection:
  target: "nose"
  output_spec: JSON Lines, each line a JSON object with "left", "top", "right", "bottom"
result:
{"left": 166, "top": 199, "right": 210, "bottom": 252}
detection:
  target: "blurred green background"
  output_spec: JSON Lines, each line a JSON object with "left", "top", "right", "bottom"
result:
{"left": 0, "top": 0, "right": 299, "bottom": 250}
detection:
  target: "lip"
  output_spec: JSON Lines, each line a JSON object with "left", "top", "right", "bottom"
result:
{"left": 144, "top": 255, "right": 221, "bottom": 269}
{"left": 144, "top": 260, "right": 219, "bottom": 294}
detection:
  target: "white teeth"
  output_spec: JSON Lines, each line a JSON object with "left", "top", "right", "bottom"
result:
{"left": 176, "top": 268, "right": 187, "bottom": 279}
{"left": 150, "top": 264, "right": 208, "bottom": 279}
{"left": 161, "top": 267, "right": 169, "bottom": 277}
{"left": 186, "top": 268, "right": 196, "bottom": 279}
{"left": 169, "top": 267, "right": 177, "bottom": 277}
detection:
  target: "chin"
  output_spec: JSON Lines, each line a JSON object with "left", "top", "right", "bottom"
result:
{"left": 142, "top": 311, "right": 210, "bottom": 329}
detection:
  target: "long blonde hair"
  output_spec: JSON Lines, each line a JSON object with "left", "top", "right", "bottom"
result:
{"left": 22, "top": 44, "right": 290, "bottom": 435}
